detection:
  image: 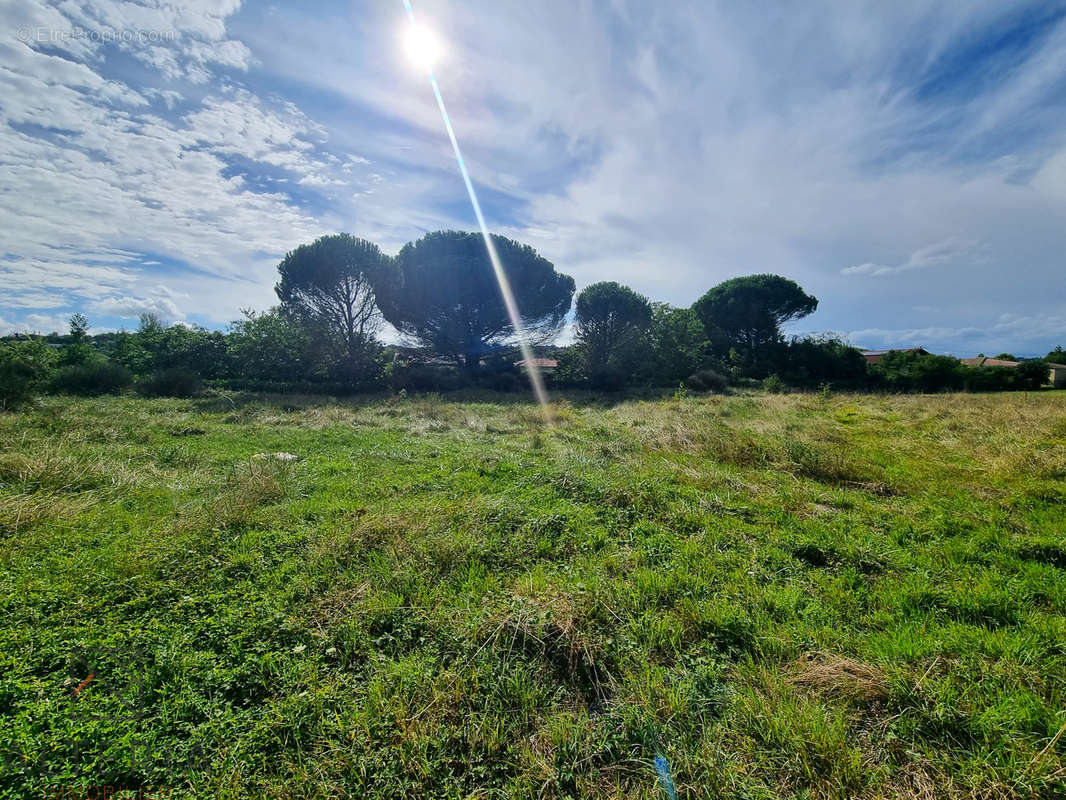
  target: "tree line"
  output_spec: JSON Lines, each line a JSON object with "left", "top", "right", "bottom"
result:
{"left": 1, "top": 230, "right": 1061, "bottom": 407}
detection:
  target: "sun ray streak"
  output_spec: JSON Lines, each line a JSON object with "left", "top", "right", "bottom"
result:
{"left": 402, "top": 0, "right": 553, "bottom": 421}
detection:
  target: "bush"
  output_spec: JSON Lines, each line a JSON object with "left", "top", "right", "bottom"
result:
{"left": 960, "top": 365, "right": 1014, "bottom": 392}
{"left": 138, "top": 368, "right": 202, "bottom": 398}
{"left": 870, "top": 351, "right": 964, "bottom": 392}
{"left": 773, "top": 337, "right": 867, "bottom": 387}
{"left": 0, "top": 338, "right": 56, "bottom": 409}
{"left": 385, "top": 362, "right": 464, "bottom": 393}
{"left": 1015, "top": 360, "right": 1049, "bottom": 390}
{"left": 479, "top": 370, "right": 522, "bottom": 392}
{"left": 762, "top": 374, "right": 785, "bottom": 394}
{"left": 51, "top": 361, "right": 132, "bottom": 396}
{"left": 588, "top": 365, "right": 628, "bottom": 391}
{"left": 686, "top": 369, "right": 728, "bottom": 393}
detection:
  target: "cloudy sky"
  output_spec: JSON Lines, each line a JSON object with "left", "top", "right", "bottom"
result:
{"left": 2, "top": 0, "right": 1065, "bottom": 355}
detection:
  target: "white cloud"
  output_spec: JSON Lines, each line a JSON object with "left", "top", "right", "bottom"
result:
{"left": 842, "top": 238, "right": 979, "bottom": 277}
{"left": 89, "top": 294, "right": 184, "bottom": 321}
{"left": 23, "top": 313, "right": 75, "bottom": 335}
{"left": 849, "top": 309, "right": 1066, "bottom": 355}
{"left": 2, "top": 0, "right": 1065, "bottom": 357}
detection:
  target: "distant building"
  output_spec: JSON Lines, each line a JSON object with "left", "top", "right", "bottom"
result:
{"left": 958, "top": 357, "right": 1020, "bottom": 368}
{"left": 1046, "top": 363, "right": 1066, "bottom": 388}
{"left": 514, "top": 358, "right": 558, "bottom": 371}
{"left": 960, "top": 357, "right": 1066, "bottom": 388}
{"left": 858, "top": 347, "right": 929, "bottom": 365}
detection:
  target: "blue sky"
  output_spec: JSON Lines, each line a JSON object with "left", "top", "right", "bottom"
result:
{"left": 2, "top": 0, "right": 1065, "bottom": 355}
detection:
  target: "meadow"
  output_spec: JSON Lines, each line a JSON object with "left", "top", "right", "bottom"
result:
{"left": 1, "top": 389, "right": 1064, "bottom": 799}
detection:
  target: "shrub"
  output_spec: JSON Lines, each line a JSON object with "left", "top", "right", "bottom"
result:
{"left": 870, "top": 351, "right": 964, "bottom": 392}
{"left": 686, "top": 369, "right": 728, "bottom": 393}
{"left": 550, "top": 348, "right": 586, "bottom": 388}
{"left": 138, "top": 368, "right": 202, "bottom": 398}
{"left": 385, "top": 362, "right": 464, "bottom": 393}
{"left": 774, "top": 337, "right": 867, "bottom": 387}
{"left": 479, "top": 371, "right": 522, "bottom": 392}
{"left": 0, "top": 338, "right": 56, "bottom": 409}
{"left": 51, "top": 361, "right": 132, "bottom": 396}
{"left": 960, "top": 365, "right": 1014, "bottom": 392}
{"left": 1015, "top": 360, "right": 1049, "bottom": 390}
{"left": 588, "top": 365, "right": 628, "bottom": 391}
{"left": 762, "top": 374, "right": 785, "bottom": 394}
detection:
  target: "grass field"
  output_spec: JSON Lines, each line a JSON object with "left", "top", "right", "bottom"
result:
{"left": 1, "top": 389, "right": 1065, "bottom": 799}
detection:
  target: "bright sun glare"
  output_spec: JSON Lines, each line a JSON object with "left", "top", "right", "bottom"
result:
{"left": 404, "top": 23, "right": 441, "bottom": 70}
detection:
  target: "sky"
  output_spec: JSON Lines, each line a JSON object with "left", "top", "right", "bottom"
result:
{"left": 2, "top": 0, "right": 1065, "bottom": 356}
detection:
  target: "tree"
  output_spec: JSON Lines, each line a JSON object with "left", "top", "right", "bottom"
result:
{"left": 70, "top": 313, "right": 89, "bottom": 340}
{"left": 375, "top": 231, "right": 574, "bottom": 373}
{"left": 574, "top": 282, "right": 652, "bottom": 386}
{"left": 227, "top": 308, "right": 322, "bottom": 383}
{"left": 0, "top": 337, "right": 56, "bottom": 409}
{"left": 113, "top": 314, "right": 227, "bottom": 378}
{"left": 59, "top": 313, "right": 97, "bottom": 366}
{"left": 1046, "top": 346, "right": 1066, "bottom": 364}
{"left": 275, "top": 234, "right": 390, "bottom": 368}
{"left": 645, "top": 303, "right": 713, "bottom": 385}
{"left": 692, "top": 275, "right": 818, "bottom": 368}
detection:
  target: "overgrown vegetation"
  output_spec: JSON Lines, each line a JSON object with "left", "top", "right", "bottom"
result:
{"left": 1, "top": 390, "right": 1064, "bottom": 798}
{"left": 3, "top": 233, "right": 1062, "bottom": 403}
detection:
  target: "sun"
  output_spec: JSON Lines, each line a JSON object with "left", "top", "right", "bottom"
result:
{"left": 404, "top": 22, "right": 442, "bottom": 71}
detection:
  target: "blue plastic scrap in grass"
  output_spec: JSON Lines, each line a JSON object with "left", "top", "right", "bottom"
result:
{"left": 654, "top": 754, "right": 677, "bottom": 800}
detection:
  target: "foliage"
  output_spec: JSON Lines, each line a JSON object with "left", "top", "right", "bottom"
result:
{"left": 548, "top": 347, "right": 587, "bottom": 388}
{"left": 375, "top": 231, "right": 574, "bottom": 372}
{"left": 1046, "top": 345, "right": 1066, "bottom": 364}
{"left": 275, "top": 234, "right": 390, "bottom": 368}
{"left": 693, "top": 275, "right": 818, "bottom": 368}
{"left": 773, "top": 337, "right": 868, "bottom": 387}
{"left": 0, "top": 338, "right": 56, "bottom": 409}
{"left": 1, "top": 392, "right": 1065, "bottom": 798}
{"left": 685, "top": 368, "right": 728, "bottom": 393}
{"left": 574, "top": 282, "right": 653, "bottom": 387}
{"left": 384, "top": 361, "right": 464, "bottom": 393}
{"left": 1014, "top": 359, "right": 1050, "bottom": 390}
{"left": 646, "top": 304, "right": 715, "bottom": 384}
{"left": 227, "top": 308, "right": 324, "bottom": 383}
{"left": 51, "top": 361, "right": 132, "bottom": 396}
{"left": 870, "top": 350, "right": 965, "bottom": 392}
{"left": 58, "top": 313, "right": 98, "bottom": 367}
{"left": 114, "top": 314, "right": 228, "bottom": 378}
{"left": 137, "top": 367, "right": 203, "bottom": 397}
{"left": 761, "top": 374, "right": 786, "bottom": 393}
{"left": 960, "top": 364, "right": 1016, "bottom": 392}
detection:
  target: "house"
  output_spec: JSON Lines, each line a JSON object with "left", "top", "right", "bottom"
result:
{"left": 514, "top": 358, "right": 558, "bottom": 372}
{"left": 961, "top": 357, "right": 1066, "bottom": 388}
{"left": 958, "top": 357, "right": 1019, "bottom": 368}
{"left": 1047, "top": 363, "right": 1066, "bottom": 388}
{"left": 858, "top": 347, "right": 929, "bottom": 365}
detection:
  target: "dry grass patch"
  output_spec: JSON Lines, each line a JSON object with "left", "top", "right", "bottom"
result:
{"left": 0, "top": 444, "right": 141, "bottom": 494}
{"left": 0, "top": 491, "right": 97, "bottom": 536}
{"left": 788, "top": 652, "right": 890, "bottom": 706}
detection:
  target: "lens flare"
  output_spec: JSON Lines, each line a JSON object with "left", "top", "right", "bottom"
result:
{"left": 404, "top": 23, "right": 441, "bottom": 70}
{"left": 401, "top": 0, "right": 553, "bottom": 422}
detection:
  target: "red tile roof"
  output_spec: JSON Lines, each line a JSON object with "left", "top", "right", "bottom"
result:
{"left": 959, "top": 357, "right": 1020, "bottom": 368}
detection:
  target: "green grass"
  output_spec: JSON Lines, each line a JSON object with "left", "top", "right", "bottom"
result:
{"left": 1, "top": 389, "right": 1065, "bottom": 798}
